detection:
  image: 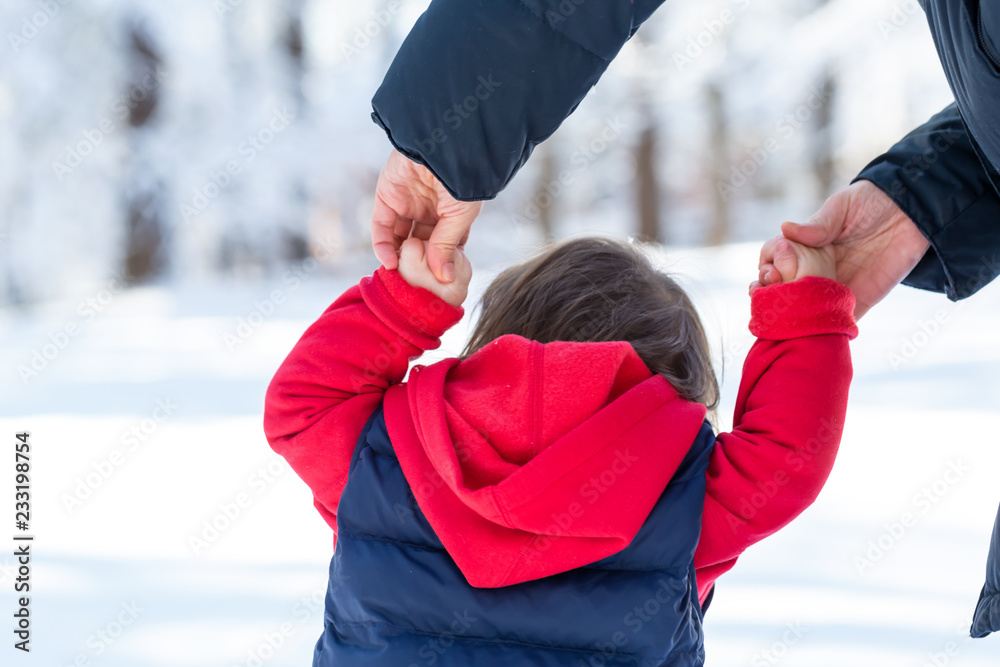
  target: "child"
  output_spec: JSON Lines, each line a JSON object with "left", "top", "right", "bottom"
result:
{"left": 264, "top": 235, "right": 856, "bottom": 666}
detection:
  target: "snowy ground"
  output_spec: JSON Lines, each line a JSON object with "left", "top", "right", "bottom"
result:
{"left": 2, "top": 229, "right": 999, "bottom": 666}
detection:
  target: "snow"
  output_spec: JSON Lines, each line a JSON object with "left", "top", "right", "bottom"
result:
{"left": 2, "top": 237, "right": 999, "bottom": 665}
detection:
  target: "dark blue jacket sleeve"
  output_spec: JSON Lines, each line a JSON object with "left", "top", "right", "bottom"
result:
{"left": 853, "top": 103, "right": 1000, "bottom": 301}
{"left": 971, "top": 502, "right": 1000, "bottom": 637}
{"left": 371, "top": 0, "right": 666, "bottom": 201}
{"left": 919, "top": 0, "right": 1000, "bottom": 175}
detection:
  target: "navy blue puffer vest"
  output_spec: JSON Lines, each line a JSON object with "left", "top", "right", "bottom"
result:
{"left": 313, "top": 407, "right": 716, "bottom": 667}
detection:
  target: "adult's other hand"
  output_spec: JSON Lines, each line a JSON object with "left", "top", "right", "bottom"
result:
{"left": 371, "top": 150, "right": 483, "bottom": 283}
{"left": 754, "top": 180, "right": 930, "bottom": 318}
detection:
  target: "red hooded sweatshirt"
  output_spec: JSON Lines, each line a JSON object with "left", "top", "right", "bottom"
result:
{"left": 264, "top": 267, "right": 856, "bottom": 606}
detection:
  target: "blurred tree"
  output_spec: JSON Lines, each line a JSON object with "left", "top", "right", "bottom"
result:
{"left": 0, "top": 203, "right": 25, "bottom": 306}
{"left": 630, "top": 31, "right": 663, "bottom": 244}
{"left": 706, "top": 82, "right": 731, "bottom": 246}
{"left": 812, "top": 68, "right": 838, "bottom": 203}
{"left": 279, "top": 0, "right": 310, "bottom": 264}
{"left": 531, "top": 141, "right": 557, "bottom": 242}
{"left": 284, "top": 0, "right": 306, "bottom": 106}
{"left": 634, "top": 103, "right": 662, "bottom": 244}
{"left": 123, "top": 20, "right": 166, "bottom": 284}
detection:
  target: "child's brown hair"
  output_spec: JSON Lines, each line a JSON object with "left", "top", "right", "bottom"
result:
{"left": 462, "top": 237, "right": 720, "bottom": 411}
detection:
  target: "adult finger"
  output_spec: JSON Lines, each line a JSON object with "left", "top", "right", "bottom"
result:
{"left": 426, "top": 204, "right": 481, "bottom": 283}
{"left": 456, "top": 227, "right": 471, "bottom": 251}
{"left": 781, "top": 219, "right": 838, "bottom": 247}
{"left": 411, "top": 220, "right": 436, "bottom": 241}
{"left": 782, "top": 191, "right": 849, "bottom": 248}
{"left": 426, "top": 219, "right": 470, "bottom": 283}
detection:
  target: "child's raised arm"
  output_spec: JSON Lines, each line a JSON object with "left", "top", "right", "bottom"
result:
{"left": 694, "top": 240, "right": 856, "bottom": 603}
{"left": 263, "top": 241, "right": 469, "bottom": 531}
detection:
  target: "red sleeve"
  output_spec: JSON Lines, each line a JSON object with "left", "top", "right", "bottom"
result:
{"left": 263, "top": 266, "right": 463, "bottom": 531}
{"left": 694, "top": 276, "right": 858, "bottom": 603}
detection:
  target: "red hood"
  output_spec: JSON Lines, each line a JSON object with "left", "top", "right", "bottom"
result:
{"left": 383, "top": 334, "right": 707, "bottom": 588}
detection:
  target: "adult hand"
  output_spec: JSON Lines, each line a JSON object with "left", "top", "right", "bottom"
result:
{"left": 371, "top": 150, "right": 483, "bottom": 283}
{"left": 754, "top": 180, "right": 931, "bottom": 318}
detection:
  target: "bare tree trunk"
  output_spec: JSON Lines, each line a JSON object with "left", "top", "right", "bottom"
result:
{"left": 532, "top": 142, "right": 556, "bottom": 242}
{"left": 812, "top": 70, "right": 837, "bottom": 204}
{"left": 0, "top": 196, "right": 25, "bottom": 306}
{"left": 283, "top": 0, "right": 305, "bottom": 106}
{"left": 634, "top": 116, "right": 661, "bottom": 244}
{"left": 123, "top": 21, "right": 165, "bottom": 284}
{"left": 280, "top": 0, "right": 310, "bottom": 264}
{"left": 706, "top": 83, "right": 731, "bottom": 247}
{"left": 629, "top": 30, "right": 664, "bottom": 245}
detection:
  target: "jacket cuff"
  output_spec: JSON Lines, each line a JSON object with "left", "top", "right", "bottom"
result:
{"left": 750, "top": 277, "right": 858, "bottom": 341}
{"left": 852, "top": 104, "right": 1000, "bottom": 301}
{"left": 852, "top": 171, "right": 1000, "bottom": 302}
{"left": 359, "top": 266, "right": 464, "bottom": 350}
{"left": 370, "top": 0, "right": 621, "bottom": 201}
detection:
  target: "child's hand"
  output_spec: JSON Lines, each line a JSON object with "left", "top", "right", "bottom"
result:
{"left": 397, "top": 237, "right": 472, "bottom": 308}
{"left": 751, "top": 237, "right": 836, "bottom": 293}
